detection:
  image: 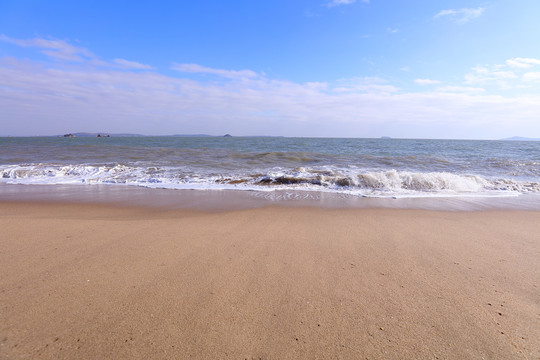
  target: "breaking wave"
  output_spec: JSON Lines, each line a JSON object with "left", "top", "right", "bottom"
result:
{"left": 2, "top": 164, "right": 539, "bottom": 198}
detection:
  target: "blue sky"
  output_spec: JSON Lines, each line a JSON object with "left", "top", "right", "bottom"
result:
{"left": 1, "top": 0, "right": 540, "bottom": 138}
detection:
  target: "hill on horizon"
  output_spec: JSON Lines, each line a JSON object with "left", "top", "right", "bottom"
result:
{"left": 501, "top": 136, "right": 540, "bottom": 141}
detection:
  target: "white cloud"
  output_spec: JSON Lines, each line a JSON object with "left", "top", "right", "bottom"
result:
{"left": 465, "top": 66, "right": 516, "bottom": 84}
{"left": 172, "top": 63, "right": 259, "bottom": 79}
{"left": 333, "top": 77, "right": 398, "bottom": 94}
{"left": 2, "top": 37, "right": 540, "bottom": 139}
{"left": 414, "top": 78, "right": 440, "bottom": 85}
{"left": 0, "top": 34, "right": 94, "bottom": 62}
{"left": 2, "top": 57, "right": 540, "bottom": 138}
{"left": 330, "top": 0, "right": 356, "bottom": 5}
{"left": 461, "top": 58, "right": 540, "bottom": 95}
{"left": 326, "top": 0, "right": 369, "bottom": 8}
{"left": 523, "top": 72, "right": 540, "bottom": 82}
{"left": 113, "top": 58, "right": 153, "bottom": 70}
{"left": 506, "top": 57, "right": 540, "bottom": 69}
{"left": 387, "top": 28, "right": 400, "bottom": 34}
{"left": 1, "top": 35, "right": 156, "bottom": 72}
{"left": 434, "top": 7, "right": 485, "bottom": 23}
{"left": 463, "top": 60, "right": 540, "bottom": 91}
{"left": 435, "top": 86, "right": 485, "bottom": 94}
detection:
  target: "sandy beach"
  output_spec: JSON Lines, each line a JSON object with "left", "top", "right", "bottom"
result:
{"left": 1, "top": 201, "right": 539, "bottom": 359}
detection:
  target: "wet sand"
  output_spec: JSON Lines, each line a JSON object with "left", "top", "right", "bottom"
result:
{"left": 1, "top": 202, "right": 539, "bottom": 359}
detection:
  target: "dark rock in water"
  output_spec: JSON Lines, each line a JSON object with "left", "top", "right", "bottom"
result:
{"left": 223, "top": 134, "right": 232, "bottom": 137}
{"left": 63, "top": 133, "right": 75, "bottom": 137}
{"left": 97, "top": 134, "right": 110, "bottom": 137}
{"left": 335, "top": 177, "right": 352, "bottom": 187}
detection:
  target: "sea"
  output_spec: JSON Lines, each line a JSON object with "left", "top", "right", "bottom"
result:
{"left": 1, "top": 136, "right": 540, "bottom": 209}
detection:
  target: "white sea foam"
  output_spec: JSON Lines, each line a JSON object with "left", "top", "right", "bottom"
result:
{"left": 1, "top": 163, "right": 538, "bottom": 198}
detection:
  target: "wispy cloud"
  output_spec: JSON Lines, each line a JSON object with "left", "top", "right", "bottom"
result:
{"left": 506, "top": 57, "right": 540, "bottom": 69}
{"left": 326, "top": 0, "right": 369, "bottom": 8}
{"left": 0, "top": 34, "right": 94, "bottom": 62}
{"left": 414, "top": 79, "right": 440, "bottom": 85}
{"left": 172, "top": 63, "right": 259, "bottom": 79}
{"left": 434, "top": 7, "right": 485, "bottom": 23}
{"left": 1, "top": 35, "right": 154, "bottom": 71}
{"left": 327, "top": 0, "right": 355, "bottom": 6}
{"left": 333, "top": 77, "right": 398, "bottom": 94}
{"left": 523, "top": 72, "right": 540, "bottom": 82}
{"left": 465, "top": 58, "right": 540, "bottom": 90}
{"left": 435, "top": 86, "right": 485, "bottom": 94}
{"left": 113, "top": 58, "right": 153, "bottom": 70}
{"left": 2, "top": 56, "right": 539, "bottom": 138}
{"left": 465, "top": 66, "right": 517, "bottom": 88}
{"left": 2, "top": 36, "right": 540, "bottom": 139}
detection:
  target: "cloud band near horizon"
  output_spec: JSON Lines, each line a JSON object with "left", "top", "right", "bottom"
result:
{"left": 1, "top": 35, "right": 540, "bottom": 139}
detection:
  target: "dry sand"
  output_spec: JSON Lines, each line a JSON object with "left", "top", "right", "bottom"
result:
{"left": 0, "top": 202, "right": 539, "bottom": 359}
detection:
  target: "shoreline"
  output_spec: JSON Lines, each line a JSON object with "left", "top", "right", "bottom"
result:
{"left": 2, "top": 183, "right": 540, "bottom": 212}
{"left": 1, "top": 202, "right": 539, "bottom": 359}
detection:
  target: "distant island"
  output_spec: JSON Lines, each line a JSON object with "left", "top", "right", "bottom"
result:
{"left": 2, "top": 132, "right": 288, "bottom": 138}
{"left": 501, "top": 136, "right": 540, "bottom": 141}
{"left": 4, "top": 134, "right": 539, "bottom": 140}
{"left": 62, "top": 132, "right": 142, "bottom": 137}
{"left": 57, "top": 133, "right": 247, "bottom": 138}
{"left": 59, "top": 133, "right": 225, "bottom": 137}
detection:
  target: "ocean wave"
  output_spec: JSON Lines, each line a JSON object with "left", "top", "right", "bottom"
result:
{"left": 1, "top": 164, "right": 539, "bottom": 198}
